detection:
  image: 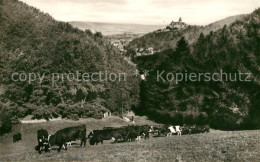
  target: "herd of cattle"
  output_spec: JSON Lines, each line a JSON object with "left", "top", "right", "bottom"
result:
{"left": 13, "top": 124, "right": 209, "bottom": 154}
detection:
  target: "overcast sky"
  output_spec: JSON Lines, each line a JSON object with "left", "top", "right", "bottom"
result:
{"left": 20, "top": 0, "right": 260, "bottom": 25}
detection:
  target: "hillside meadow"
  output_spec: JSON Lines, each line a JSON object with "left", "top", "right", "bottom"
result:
{"left": 0, "top": 116, "right": 259, "bottom": 161}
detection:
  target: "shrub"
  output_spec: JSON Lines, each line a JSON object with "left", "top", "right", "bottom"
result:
{"left": 32, "top": 105, "right": 54, "bottom": 121}
{"left": 197, "top": 113, "right": 208, "bottom": 126}
{"left": 172, "top": 113, "right": 184, "bottom": 125}
{"left": 94, "top": 32, "right": 103, "bottom": 38}
{"left": 184, "top": 114, "right": 194, "bottom": 125}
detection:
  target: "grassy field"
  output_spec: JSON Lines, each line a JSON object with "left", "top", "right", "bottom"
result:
{"left": 0, "top": 116, "right": 259, "bottom": 161}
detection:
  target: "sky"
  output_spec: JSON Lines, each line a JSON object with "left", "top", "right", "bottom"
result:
{"left": 20, "top": 0, "right": 260, "bottom": 25}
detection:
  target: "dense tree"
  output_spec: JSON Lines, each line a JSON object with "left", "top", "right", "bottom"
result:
{"left": 195, "top": 33, "right": 206, "bottom": 57}
{"left": 175, "top": 36, "right": 190, "bottom": 55}
{"left": 0, "top": 0, "right": 140, "bottom": 124}
{"left": 0, "top": 102, "right": 13, "bottom": 135}
{"left": 134, "top": 9, "right": 260, "bottom": 130}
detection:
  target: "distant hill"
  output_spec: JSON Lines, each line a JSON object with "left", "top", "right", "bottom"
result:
{"left": 201, "top": 15, "right": 247, "bottom": 37}
{"left": 69, "top": 21, "right": 165, "bottom": 36}
{"left": 127, "top": 15, "right": 246, "bottom": 54}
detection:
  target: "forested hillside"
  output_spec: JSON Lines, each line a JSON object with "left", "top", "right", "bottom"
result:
{"left": 134, "top": 9, "right": 260, "bottom": 130}
{"left": 0, "top": 0, "right": 259, "bottom": 135}
{"left": 0, "top": 0, "right": 139, "bottom": 132}
{"left": 127, "top": 15, "right": 246, "bottom": 53}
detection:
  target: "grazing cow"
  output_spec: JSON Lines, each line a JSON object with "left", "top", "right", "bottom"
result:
{"left": 88, "top": 130, "right": 97, "bottom": 139}
{"left": 13, "top": 133, "right": 22, "bottom": 143}
{"left": 178, "top": 125, "right": 210, "bottom": 135}
{"left": 141, "top": 125, "right": 151, "bottom": 139}
{"left": 147, "top": 125, "right": 161, "bottom": 137}
{"left": 121, "top": 125, "right": 150, "bottom": 142}
{"left": 175, "top": 125, "right": 182, "bottom": 136}
{"left": 121, "top": 126, "right": 138, "bottom": 141}
{"left": 149, "top": 126, "right": 155, "bottom": 133}
{"left": 154, "top": 125, "right": 169, "bottom": 137}
{"left": 180, "top": 125, "right": 190, "bottom": 135}
{"left": 88, "top": 128, "right": 123, "bottom": 145}
{"left": 88, "top": 125, "right": 151, "bottom": 145}
{"left": 167, "top": 126, "right": 176, "bottom": 137}
{"left": 66, "top": 141, "right": 72, "bottom": 146}
{"left": 49, "top": 124, "right": 86, "bottom": 152}
{"left": 36, "top": 129, "right": 50, "bottom": 154}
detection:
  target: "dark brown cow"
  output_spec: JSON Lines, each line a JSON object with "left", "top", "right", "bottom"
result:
{"left": 88, "top": 128, "right": 123, "bottom": 145}
{"left": 49, "top": 124, "right": 86, "bottom": 152}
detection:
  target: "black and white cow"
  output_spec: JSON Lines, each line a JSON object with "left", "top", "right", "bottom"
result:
{"left": 35, "top": 129, "right": 50, "bottom": 154}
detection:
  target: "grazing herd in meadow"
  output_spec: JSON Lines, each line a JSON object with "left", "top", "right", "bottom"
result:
{"left": 13, "top": 124, "right": 209, "bottom": 154}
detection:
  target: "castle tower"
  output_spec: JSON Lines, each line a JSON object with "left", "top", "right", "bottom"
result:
{"left": 179, "top": 17, "right": 182, "bottom": 22}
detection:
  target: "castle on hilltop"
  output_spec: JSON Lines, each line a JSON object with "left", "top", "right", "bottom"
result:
{"left": 167, "top": 17, "right": 187, "bottom": 30}
{"left": 154, "top": 17, "right": 188, "bottom": 34}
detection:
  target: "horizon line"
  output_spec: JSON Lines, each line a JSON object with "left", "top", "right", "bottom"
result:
{"left": 67, "top": 13, "right": 244, "bottom": 27}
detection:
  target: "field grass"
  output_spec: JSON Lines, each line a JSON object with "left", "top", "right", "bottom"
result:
{"left": 0, "top": 116, "right": 259, "bottom": 161}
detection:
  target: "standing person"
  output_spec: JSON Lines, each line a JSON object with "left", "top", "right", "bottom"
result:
{"left": 131, "top": 116, "right": 135, "bottom": 123}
